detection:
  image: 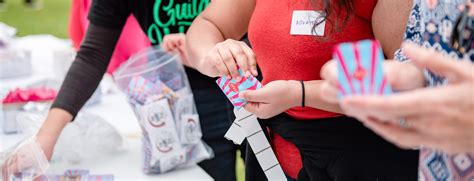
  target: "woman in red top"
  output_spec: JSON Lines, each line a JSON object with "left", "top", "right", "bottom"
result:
{"left": 187, "top": 0, "right": 417, "bottom": 180}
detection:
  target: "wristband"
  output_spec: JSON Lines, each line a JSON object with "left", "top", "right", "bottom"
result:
{"left": 300, "top": 80, "right": 305, "bottom": 107}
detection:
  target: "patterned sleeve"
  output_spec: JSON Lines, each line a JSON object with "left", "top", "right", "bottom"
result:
{"left": 394, "top": 0, "right": 422, "bottom": 62}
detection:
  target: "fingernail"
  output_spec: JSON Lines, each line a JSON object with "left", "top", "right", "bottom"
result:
{"left": 236, "top": 76, "right": 242, "bottom": 82}
{"left": 402, "top": 42, "right": 418, "bottom": 51}
{"left": 245, "top": 71, "right": 251, "bottom": 77}
{"left": 226, "top": 75, "right": 231, "bottom": 79}
{"left": 252, "top": 69, "right": 258, "bottom": 76}
{"left": 238, "top": 92, "right": 245, "bottom": 99}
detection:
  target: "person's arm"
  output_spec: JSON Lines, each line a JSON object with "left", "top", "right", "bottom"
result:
{"left": 303, "top": 80, "right": 343, "bottom": 113}
{"left": 186, "top": 0, "right": 257, "bottom": 79}
{"left": 37, "top": 24, "right": 122, "bottom": 159}
{"left": 239, "top": 79, "right": 343, "bottom": 119}
{"left": 372, "top": 0, "right": 413, "bottom": 59}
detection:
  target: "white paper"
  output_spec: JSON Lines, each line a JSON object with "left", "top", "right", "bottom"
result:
{"left": 139, "top": 99, "right": 182, "bottom": 164}
{"left": 230, "top": 109, "right": 286, "bottom": 180}
{"left": 290, "top": 10, "right": 325, "bottom": 36}
{"left": 224, "top": 122, "right": 246, "bottom": 145}
{"left": 265, "top": 165, "right": 287, "bottom": 180}
{"left": 180, "top": 114, "right": 202, "bottom": 144}
{"left": 246, "top": 131, "right": 270, "bottom": 154}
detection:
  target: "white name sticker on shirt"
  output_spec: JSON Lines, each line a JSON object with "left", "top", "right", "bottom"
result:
{"left": 290, "top": 10, "right": 325, "bottom": 36}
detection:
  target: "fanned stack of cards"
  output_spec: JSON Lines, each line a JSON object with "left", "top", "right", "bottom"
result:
{"left": 217, "top": 69, "right": 287, "bottom": 180}
{"left": 334, "top": 40, "right": 392, "bottom": 99}
{"left": 124, "top": 75, "right": 211, "bottom": 174}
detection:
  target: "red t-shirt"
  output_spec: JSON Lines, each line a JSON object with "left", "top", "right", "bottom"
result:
{"left": 248, "top": 0, "right": 377, "bottom": 178}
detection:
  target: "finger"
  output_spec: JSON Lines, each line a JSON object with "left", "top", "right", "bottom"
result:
{"left": 238, "top": 41, "right": 258, "bottom": 76}
{"left": 406, "top": 114, "right": 463, "bottom": 143}
{"left": 167, "top": 40, "right": 178, "bottom": 52}
{"left": 383, "top": 61, "right": 425, "bottom": 91}
{"left": 217, "top": 45, "right": 240, "bottom": 79}
{"left": 209, "top": 48, "right": 230, "bottom": 77}
{"left": 228, "top": 42, "right": 249, "bottom": 75}
{"left": 319, "top": 81, "right": 339, "bottom": 104}
{"left": 402, "top": 115, "right": 430, "bottom": 133}
{"left": 172, "top": 36, "right": 184, "bottom": 48}
{"left": 3, "top": 155, "right": 18, "bottom": 180}
{"left": 239, "top": 89, "right": 269, "bottom": 103}
{"left": 169, "top": 40, "right": 178, "bottom": 50}
{"left": 320, "top": 60, "right": 338, "bottom": 85}
{"left": 363, "top": 118, "right": 426, "bottom": 149}
{"left": 161, "top": 40, "right": 170, "bottom": 52}
{"left": 341, "top": 88, "right": 438, "bottom": 118}
{"left": 2, "top": 161, "right": 9, "bottom": 180}
{"left": 243, "top": 102, "right": 260, "bottom": 114}
{"left": 341, "top": 96, "right": 412, "bottom": 119}
{"left": 402, "top": 42, "right": 472, "bottom": 81}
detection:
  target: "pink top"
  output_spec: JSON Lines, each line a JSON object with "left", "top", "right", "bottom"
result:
{"left": 68, "top": 0, "right": 150, "bottom": 74}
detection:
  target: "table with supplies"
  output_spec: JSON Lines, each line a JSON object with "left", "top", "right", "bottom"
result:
{"left": 0, "top": 35, "right": 213, "bottom": 181}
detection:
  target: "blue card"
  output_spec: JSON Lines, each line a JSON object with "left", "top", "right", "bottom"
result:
{"left": 333, "top": 40, "right": 392, "bottom": 99}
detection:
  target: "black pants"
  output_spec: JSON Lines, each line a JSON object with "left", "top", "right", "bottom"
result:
{"left": 193, "top": 88, "right": 246, "bottom": 181}
{"left": 246, "top": 113, "right": 419, "bottom": 181}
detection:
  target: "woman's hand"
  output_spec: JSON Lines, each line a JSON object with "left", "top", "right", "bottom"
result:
{"left": 338, "top": 43, "right": 474, "bottom": 154}
{"left": 319, "top": 58, "right": 425, "bottom": 104}
{"left": 2, "top": 109, "right": 70, "bottom": 180}
{"left": 161, "top": 33, "right": 192, "bottom": 67}
{"left": 199, "top": 39, "right": 258, "bottom": 80}
{"left": 1, "top": 137, "right": 49, "bottom": 180}
{"left": 239, "top": 80, "right": 300, "bottom": 119}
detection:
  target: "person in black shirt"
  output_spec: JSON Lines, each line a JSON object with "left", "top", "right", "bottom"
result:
{"left": 7, "top": 0, "right": 245, "bottom": 180}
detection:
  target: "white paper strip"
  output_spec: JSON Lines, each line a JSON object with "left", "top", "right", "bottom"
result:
{"left": 224, "top": 122, "right": 246, "bottom": 145}
{"left": 223, "top": 108, "right": 286, "bottom": 180}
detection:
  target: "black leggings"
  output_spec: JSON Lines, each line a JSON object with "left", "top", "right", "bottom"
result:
{"left": 245, "top": 114, "right": 419, "bottom": 181}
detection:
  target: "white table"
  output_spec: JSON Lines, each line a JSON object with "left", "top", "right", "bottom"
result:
{"left": 0, "top": 35, "right": 213, "bottom": 180}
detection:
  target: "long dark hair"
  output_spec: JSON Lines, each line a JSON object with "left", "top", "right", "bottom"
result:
{"left": 311, "top": 0, "right": 355, "bottom": 36}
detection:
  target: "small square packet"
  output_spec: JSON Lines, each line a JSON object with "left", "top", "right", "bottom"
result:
{"left": 216, "top": 69, "right": 262, "bottom": 109}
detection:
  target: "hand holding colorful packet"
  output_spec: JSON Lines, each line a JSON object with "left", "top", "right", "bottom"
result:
{"left": 216, "top": 69, "right": 262, "bottom": 109}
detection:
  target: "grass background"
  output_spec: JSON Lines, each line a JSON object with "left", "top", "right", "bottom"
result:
{"left": 0, "top": 0, "right": 70, "bottom": 38}
{"left": 0, "top": 0, "right": 245, "bottom": 180}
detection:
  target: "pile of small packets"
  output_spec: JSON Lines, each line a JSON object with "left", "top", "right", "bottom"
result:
{"left": 124, "top": 70, "right": 212, "bottom": 174}
{"left": 36, "top": 170, "right": 114, "bottom": 181}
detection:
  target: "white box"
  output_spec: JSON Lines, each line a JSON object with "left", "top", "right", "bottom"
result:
{"left": 0, "top": 49, "right": 32, "bottom": 79}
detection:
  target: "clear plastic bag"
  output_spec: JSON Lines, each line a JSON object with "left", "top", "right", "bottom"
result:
{"left": 14, "top": 109, "right": 125, "bottom": 165}
{"left": 113, "top": 47, "right": 213, "bottom": 174}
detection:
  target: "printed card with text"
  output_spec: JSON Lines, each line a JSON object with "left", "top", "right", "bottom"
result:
{"left": 334, "top": 40, "right": 392, "bottom": 99}
{"left": 216, "top": 69, "right": 263, "bottom": 109}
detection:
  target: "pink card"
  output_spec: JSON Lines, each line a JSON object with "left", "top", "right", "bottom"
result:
{"left": 216, "top": 70, "right": 262, "bottom": 109}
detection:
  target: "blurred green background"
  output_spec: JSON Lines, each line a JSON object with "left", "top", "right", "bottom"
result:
{"left": 0, "top": 1, "right": 245, "bottom": 180}
{"left": 0, "top": 0, "right": 70, "bottom": 38}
